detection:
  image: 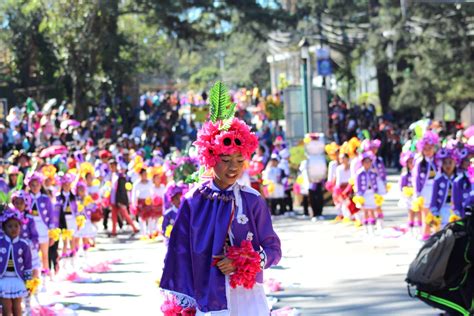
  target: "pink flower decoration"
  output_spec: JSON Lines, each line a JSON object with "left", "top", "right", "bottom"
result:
{"left": 194, "top": 118, "right": 258, "bottom": 169}
{"left": 226, "top": 240, "right": 261, "bottom": 289}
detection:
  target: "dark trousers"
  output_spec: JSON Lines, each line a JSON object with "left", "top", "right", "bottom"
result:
{"left": 302, "top": 195, "right": 310, "bottom": 216}
{"left": 49, "top": 241, "right": 59, "bottom": 271}
{"left": 268, "top": 198, "right": 284, "bottom": 216}
{"left": 309, "top": 184, "right": 323, "bottom": 217}
{"left": 284, "top": 189, "right": 293, "bottom": 212}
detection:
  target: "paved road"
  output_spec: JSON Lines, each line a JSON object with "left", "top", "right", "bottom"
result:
{"left": 36, "top": 173, "right": 440, "bottom": 315}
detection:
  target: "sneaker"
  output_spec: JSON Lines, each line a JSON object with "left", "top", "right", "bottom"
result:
{"left": 317, "top": 216, "right": 325, "bottom": 221}
{"left": 311, "top": 217, "right": 318, "bottom": 222}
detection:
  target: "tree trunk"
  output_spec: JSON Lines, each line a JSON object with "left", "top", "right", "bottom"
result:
{"left": 72, "top": 73, "right": 88, "bottom": 121}
{"left": 376, "top": 62, "right": 393, "bottom": 115}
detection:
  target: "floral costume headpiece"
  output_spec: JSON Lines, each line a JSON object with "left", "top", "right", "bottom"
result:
{"left": 193, "top": 82, "right": 258, "bottom": 169}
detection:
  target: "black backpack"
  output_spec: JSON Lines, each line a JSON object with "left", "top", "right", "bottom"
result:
{"left": 406, "top": 208, "right": 474, "bottom": 316}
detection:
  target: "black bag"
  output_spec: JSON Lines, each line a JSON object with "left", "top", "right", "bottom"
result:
{"left": 406, "top": 208, "right": 474, "bottom": 316}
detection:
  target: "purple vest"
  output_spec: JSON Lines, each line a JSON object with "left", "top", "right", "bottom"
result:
{"left": 21, "top": 214, "right": 39, "bottom": 247}
{"left": 453, "top": 172, "right": 471, "bottom": 216}
{"left": 429, "top": 173, "right": 455, "bottom": 213}
{"left": 399, "top": 171, "right": 412, "bottom": 192}
{"left": 413, "top": 156, "right": 437, "bottom": 194}
{"left": 373, "top": 157, "right": 387, "bottom": 182}
{"left": 355, "top": 169, "right": 379, "bottom": 195}
{"left": 29, "top": 193, "right": 57, "bottom": 229}
{"left": 0, "top": 236, "right": 32, "bottom": 281}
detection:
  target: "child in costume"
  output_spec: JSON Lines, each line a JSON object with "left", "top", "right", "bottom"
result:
{"left": 453, "top": 145, "right": 474, "bottom": 218}
{"left": 85, "top": 172, "right": 103, "bottom": 225}
{"left": 0, "top": 209, "right": 32, "bottom": 315}
{"left": 430, "top": 147, "right": 458, "bottom": 228}
{"left": 150, "top": 166, "right": 166, "bottom": 235}
{"left": 74, "top": 180, "right": 97, "bottom": 250}
{"left": 53, "top": 173, "right": 79, "bottom": 268}
{"left": 325, "top": 143, "right": 340, "bottom": 219}
{"left": 26, "top": 172, "right": 55, "bottom": 277}
{"left": 160, "top": 82, "right": 281, "bottom": 315}
{"left": 334, "top": 153, "right": 352, "bottom": 221}
{"left": 412, "top": 131, "right": 439, "bottom": 240}
{"left": 10, "top": 191, "right": 40, "bottom": 275}
{"left": 398, "top": 151, "right": 419, "bottom": 233}
{"left": 354, "top": 152, "right": 381, "bottom": 233}
{"left": 367, "top": 139, "right": 387, "bottom": 227}
{"left": 161, "top": 182, "right": 187, "bottom": 246}
{"left": 131, "top": 168, "right": 155, "bottom": 236}
{"left": 263, "top": 155, "right": 285, "bottom": 216}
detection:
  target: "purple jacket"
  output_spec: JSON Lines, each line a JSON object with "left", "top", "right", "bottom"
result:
{"left": 399, "top": 171, "right": 412, "bottom": 192}
{"left": 21, "top": 214, "right": 39, "bottom": 247}
{"left": 355, "top": 168, "right": 379, "bottom": 195}
{"left": 413, "top": 156, "right": 437, "bottom": 194}
{"left": 0, "top": 236, "right": 32, "bottom": 281}
{"left": 161, "top": 181, "right": 281, "bottom": 313}
{"left": 54, "top": 192, "right": 78, "bottom": 229}
{"left": 29, "top": 193, "right": 57, "bottom": 229}
{"left": 453, "top": 172, "right": 472, "bottom": 217}
{"left": 429, "top": 173, "right": 456, "bottom": 214}
{"left": 373, "top": 156, "right": 387, "bottom": 182}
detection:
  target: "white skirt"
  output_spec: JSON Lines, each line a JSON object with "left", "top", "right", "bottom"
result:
{"left": 362, "top": 190, "right": 377, "bottom": 209}
{"left": 196, "top": 281, "right": 269, "bottom": 316}
{"left": 377, "top": 178, "right": 387, "bottom": 195}
{"left": 65, "top": 214, "right": 77, "bottom": 232}
{"left": 398, "top": 196, "right": 413, "bottom": 210}
{"left": 0, "top": 271, "right": 28, "bottom": 298}
{"left": 420, "top": 179, "right": 434, "bottom": 209}
{"left": 33, "top": 216, "right": 49, "bottom": 244}
{"left": 74, "top": 220, "right": 97, "bottom": 238}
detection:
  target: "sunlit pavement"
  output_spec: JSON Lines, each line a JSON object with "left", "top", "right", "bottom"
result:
{"left": 38, "top": 173, "right": 439, "bottom": 315}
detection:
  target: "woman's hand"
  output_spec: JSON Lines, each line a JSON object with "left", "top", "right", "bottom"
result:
{"left": 214, "top": 255, "right": 236, "bottom": 275}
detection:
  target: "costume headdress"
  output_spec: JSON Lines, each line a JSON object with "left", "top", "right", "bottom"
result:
{"left": 56, "top": 172, "right": 75, "bottom": 185}
{"left": 24, "top": 172, "right": 44, "bottom": 186}
{"left": 10, "top": 190, "right": 31, "bottom": 210}
{"left": 359, "top": 151, "right": 375, "bottom": 163}
{"left": 435, "top": 147, "right": 459, "bottom": 164}
{"left": 416, "top": 131, "right": 439, "bottom": 152}
{"left": 0, "top": 208, "right": 24, "bottom": 225}
{"left": 399, "top": 151, "right": 415, "bottom": 167}
{"left": 324, "top": 142, "right": 339, "bottom": 158}
{"left": 193, "top": 82, "right": 258, "bottom": 169}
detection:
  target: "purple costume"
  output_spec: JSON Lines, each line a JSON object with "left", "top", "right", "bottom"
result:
{"left": 399, "top": 171, "right": 412, "bottom": 191}
{"left": 160, "top": 181, "right": 281, "bottom": 313}
{"left": 429, "top": 173, "right": 456, "bottom": 217}
{"left": 412, "top": 157, "right": 437, "bottom": 195}
{"left": 452, "top": 171, "right": 472, "bottom": 217}
{"left": 54, "top": 192, "right": 78, "bottom": 230}
{"left": 162, "top": 206, "right": 178, "bottom": 239}
{"left": 373, "top": 156, "right": 387, "bottom": 182}
{"left": 355, "top": 169, "right": 379, "bottom": 195}
{"left": 0, "top": 236, "right": 32, "bottom": 281}
{"left": 0, "top": 178, "right": 9, "bottom": 194}
{"left": 30, "top": 193, "right": 57, "bottom": 229}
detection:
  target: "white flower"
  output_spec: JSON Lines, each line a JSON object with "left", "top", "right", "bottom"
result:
{"left": 237, "top": 214, "right": 249, "bottom": 225}
{"left": 18, "top": 249, "right": 23, "bottom": 255}
{"left": 246, "top": 232, "right": 254, "bottom": 241}
{"left": 0, "top": 248, "right": 6, "bottom": 254}
{"left": 170, "top": 219, "right": 175, "bottom": 225}
{"left": 439, "top": 183, "right": 446, "bottom": 189}
{"left": 40, "top": 203, "right": 45, "bottom": 208}
{"left": 18, "top": 257, "right": 23, "bottom": 264}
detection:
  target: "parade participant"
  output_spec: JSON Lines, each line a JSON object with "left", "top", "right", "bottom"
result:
{"left": 10, "top": 191, "right": 40, "bottom": 276}
{"left": 160, "top": 82, "right": 281, "bottom": 315}
{"left": 325, "top": 142, "right": 340, "bottom": 219}
{"left": 161, "top": 182, "right": 187, "bottom": 246}
{"left": 85, "top": 172, "right": 102, "bottom": 224}
{"left": 0, "top": 209, "right": 32, "bottom": 316}
{"left": 398, "top": 151, "right": 418, "bottom": 233}
{"left": 412, "top": 131, "right": 439, "bottom": 240}
{"left": 368, "top": 139, "right": 387, "bottom": 228}
{"left": 52, "top": 173, "right": 79, "bottom": 269}
{"left": 452, "top": 145, "right": 474, "bottom": 218}
{"left": 334, "top": 153, "right": 352, "bottom": 221}
{"left": 0, "top": 163, "right": 8, "bottom": 194}
{"left": 150, "top": 166, "right": 166, "bottom": 234}
{"left": 263, "top": 155, "right": 285, "bottom": 216}
{"left": 430, "top": 147, "right": 458, "bottom": 228}
{"left": 74, "top": 180, "right": 97, "bottom": 250}
{"left": 109, "top": 159, "right": 138, "bottom": 237}
{"left": 354, "top": 152, "right": 380, "bottom": 234}
{"left": 6, "top": 166, "right": 21, "bottom": 192}
{"left": 278, "top": 148, "right": 293, "bottom": 215}
{"left": 25, "top": 172, "right": 55, "bottom": 277}
{"left": 131, "top": 168, "right": 155, "bottom": 236}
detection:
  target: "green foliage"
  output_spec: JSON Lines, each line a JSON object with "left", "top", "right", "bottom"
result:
{"left": 209, "top": 81, "right": 235, "bottom": 122}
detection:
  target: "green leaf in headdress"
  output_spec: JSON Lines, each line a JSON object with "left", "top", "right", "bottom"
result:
{"left": 208, "top": 81, "right": 236, "bottom": 128}
{"left": 0, "top": 191, "right": 8, "bottom": 204}
{"left": 15, "top": 172, "right": 24, "bottom": 191}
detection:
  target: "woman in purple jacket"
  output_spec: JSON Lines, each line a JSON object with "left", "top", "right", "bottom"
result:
{"left": 0, "top": 209, "right": 32, "bottom": 316}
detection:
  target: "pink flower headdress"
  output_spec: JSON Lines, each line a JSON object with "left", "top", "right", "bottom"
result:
{"left": 193, "top": 82, "right": 258, "bottom": 169}
{"left": 416, "top": 130, "right": 440, "bottom": 152}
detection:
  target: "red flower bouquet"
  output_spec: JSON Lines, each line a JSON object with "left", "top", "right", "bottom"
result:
{"left": 161, "top": 295, "right": 196, "bottom": 316}
{"left": 226, "top": 240, "right": 262, "bottom": 289}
